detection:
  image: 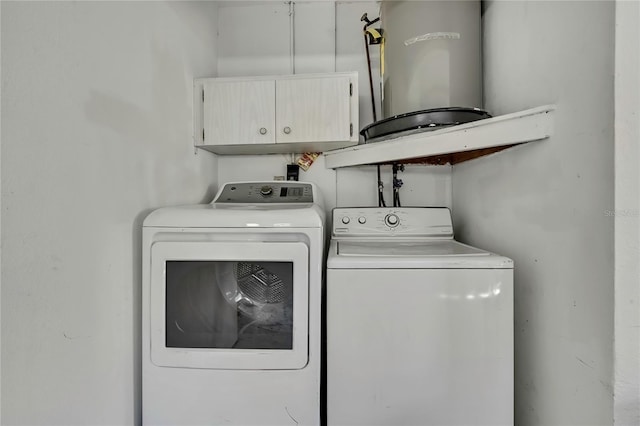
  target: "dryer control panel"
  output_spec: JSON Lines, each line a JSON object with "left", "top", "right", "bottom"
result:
{"left": 214, "top": 182, "right": 314, "bottom": 204}
{"left": 333, "top": 207, "right": 453, "bottom": 238}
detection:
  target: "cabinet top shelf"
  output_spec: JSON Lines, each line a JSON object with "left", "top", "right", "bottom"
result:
{"left": 195, "top": 71, "right": 357, "bottom": 84}
{"left": 323, "top": 105, "right": 556, "bottom": 169}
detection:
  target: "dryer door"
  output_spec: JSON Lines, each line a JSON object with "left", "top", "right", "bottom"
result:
{"left": 149, "top": 241, "right": 309, "bottom": 370}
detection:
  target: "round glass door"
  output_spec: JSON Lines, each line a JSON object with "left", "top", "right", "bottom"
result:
{"left": 165, "top": 260, "right": 294, "bottom": 350}
{"left": 150, "top": 241, "right": 309, "bottom": 370}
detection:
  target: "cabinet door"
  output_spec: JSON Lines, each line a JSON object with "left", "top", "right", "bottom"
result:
{"left": 203, "top": 80, "right": 276, "bottom": 145}
{"left": 275, "top": 76, "right": 352, "bottom": 144}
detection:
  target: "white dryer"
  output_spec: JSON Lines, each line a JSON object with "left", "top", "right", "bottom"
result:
{"left": 326, "top": 207, "right": 514, "bottom": 426}
{"left": 142, "top": 182, "right": 324, "bottom": 425}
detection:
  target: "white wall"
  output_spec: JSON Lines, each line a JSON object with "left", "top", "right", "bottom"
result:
{"left": 218, "top": 155, "right": 452, "bottom": 211}
{"left": 453, "top": 1, "right": 614, "bottom": 425}
{"left": 614, "top": 1, "right": 640, "bottom": 424}
{"left": 0, "top": 4, "right": 3, "bottom": 422}
{"left": 1, "top": 2, "right": 218, "bottom": 424}
{"left": 214, "top": 1, "right": 451, "bottom": 213}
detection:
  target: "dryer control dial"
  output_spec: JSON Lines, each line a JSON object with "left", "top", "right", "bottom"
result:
{"left": 341, "top": 216, "right": 350, "bottom": 224}
{"left": 384, "top": 213, "right": 400, "bottom": 227}
{"left": 260, "top": 185, "right": 274, "bottom": 196}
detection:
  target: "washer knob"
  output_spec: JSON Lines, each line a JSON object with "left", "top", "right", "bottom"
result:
{"left": 384, "top": 213, "right": 400, "bottom": 227}
{"left": 341, "top": 216, "right": 350, "bottom": 224}
{"left": 260, "top": 185, "right": 273, "bottom": 196}
{"left": 358, "top": 216, "right": 367, "bottom": 224}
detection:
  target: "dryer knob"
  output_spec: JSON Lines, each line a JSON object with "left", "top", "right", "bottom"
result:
{"left": 260, "top": 185, "right": 273, "bottom": 196}
{"left": 358, "top": 216, "right": 367, "bottom": 224}
{"left": 341, "top": 216, "right": 350, "bottom": 224}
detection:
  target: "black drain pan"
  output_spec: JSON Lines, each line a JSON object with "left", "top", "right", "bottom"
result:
{"left": 360, "top": 107, "right": 491, "bottom": 143}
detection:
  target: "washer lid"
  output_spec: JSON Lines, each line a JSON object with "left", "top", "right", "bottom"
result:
{"left": 328, "top": 240, "right": 513, "bottom": 269}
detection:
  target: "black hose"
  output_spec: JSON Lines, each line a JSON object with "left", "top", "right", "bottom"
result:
{"left": 392, "top": 163, "right": 403, "bottom": 207}
{"left": 377, "top": 165, "right": 386, "bottom": 207}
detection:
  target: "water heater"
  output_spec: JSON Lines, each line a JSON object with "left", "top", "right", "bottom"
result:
{"left": 380, "top": 0, "right": 482, "bottom": 118}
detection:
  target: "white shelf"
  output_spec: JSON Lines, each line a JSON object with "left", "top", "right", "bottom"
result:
{"left": 323, "top": 105, "right": 556, "bottom": 169}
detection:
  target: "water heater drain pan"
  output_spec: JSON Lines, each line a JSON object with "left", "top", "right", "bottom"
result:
{"left": 360, "top": 107, "right": 491, "bottom": 143}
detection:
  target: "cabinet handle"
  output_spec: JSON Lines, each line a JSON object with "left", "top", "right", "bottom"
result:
{"left": 283, "top": 126, "right": 291, "bottom": 134}
{"left": 259, "top": 127, "right": 267, "bottom": 135}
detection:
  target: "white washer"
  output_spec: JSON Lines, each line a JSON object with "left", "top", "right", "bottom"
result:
{"left": 142, "top": 182, "right": 324, "bottom": 425}
{"left": 327, "top": 207, "right": 514, "bottom": 426}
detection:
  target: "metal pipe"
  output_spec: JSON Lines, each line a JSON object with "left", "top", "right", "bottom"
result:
{"left": 289, "top": 1, "right": 295, "bottom": 74}
{"left": 361, "top": 13, "right": 380, "bottom": 121}
{"left": 361, "top": 13, "right": 385, "bottom": 207}
{"left": 363, "top": 33, "right": 377, "bottom": 122}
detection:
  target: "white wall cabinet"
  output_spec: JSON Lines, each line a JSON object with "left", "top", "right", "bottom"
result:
{"left": 195, "top": 72, "right": 359, "bottom": 154}
{"left": 204, "top": 80, "right": 276, "bottom": 146}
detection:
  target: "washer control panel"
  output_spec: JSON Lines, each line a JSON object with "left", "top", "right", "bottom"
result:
{"left": 214, "top": 182, "right": 314, "bottom": 204}
{"left": 384, "top": 213, "right": 399, "bottom": 227}
{"left": 333, "top": 207, "right": 453, "bottom": 238}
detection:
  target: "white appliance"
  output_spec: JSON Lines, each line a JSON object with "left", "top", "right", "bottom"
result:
{"left": 142, "top": 182, "right": 325, "bottom": 426}
{"left": 326, "top": 207, "right": 513, "bottom": 426}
